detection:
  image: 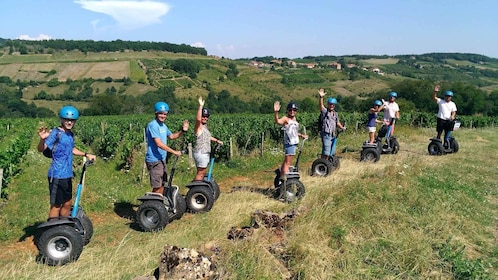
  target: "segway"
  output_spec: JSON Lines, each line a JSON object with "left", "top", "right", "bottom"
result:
{"left": 36, "top": 159, "right": 95, "bottom": 266}
{"left": 185, "top": 143, "right": 222, "bottom": 213}
{"left": 136, "top": 152, "right": 187, "bottom": 232}
{"left": 428, "top": 119, "right": 460, "bottom": 155}
{"left": 311, "top": 124, "right": 346, "bottom": 177}
{"left": 376, "top": 118, "right": 400, "bottom": 154}
{"left": 274, "top": 131, "right": 307, "bottom": 203}
{"left": 360, "top": 141, "right": 381, "bottom": 162}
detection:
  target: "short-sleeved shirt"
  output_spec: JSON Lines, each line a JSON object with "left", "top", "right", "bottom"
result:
{"left": 46, "top": 128, "right": 74, "bottom": 179}
{"left": 145, "top": 119, "right": 172, "bottom": 163}
{"left": 383, "top": 101, "right": 399, "bottom": 121}
{"left": 320, "top": 108, "right": 340, "bottom": 134}
{"left": 436, "top": 98, "right": 457, "bottom": 120}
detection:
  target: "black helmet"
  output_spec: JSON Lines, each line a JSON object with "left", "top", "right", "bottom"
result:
{"left": 202, "top": 107, "right": 210, "bottom": 117}
{"left": 287, "top": 102, "right": 298, "bottom": 111}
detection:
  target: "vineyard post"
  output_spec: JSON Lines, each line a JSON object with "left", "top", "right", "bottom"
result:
{"left": 0, "top": 168, "right": 3, "bottom": 198}
{"left": 260, "top": 132, "right": 264, "bottom": 156}
{"left": 141, "top": 128, "right": 146, "bottom": 183}
{"left": 229, "top": 138, "right": 233, "bottom": 159}
{"left": 187, "top": 143, "right": 194, "bottom": 167}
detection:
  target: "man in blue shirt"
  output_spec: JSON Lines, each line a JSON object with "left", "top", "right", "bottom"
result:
{"left": 37, "top": 106, "right": 97, "bottom": 220}
{"left": 145, "top": 102, "right": 189, "bottom": 195}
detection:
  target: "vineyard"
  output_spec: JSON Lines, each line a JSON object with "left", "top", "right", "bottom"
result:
{"left": 0, "top": 112, "right": 496, "bottom": 199}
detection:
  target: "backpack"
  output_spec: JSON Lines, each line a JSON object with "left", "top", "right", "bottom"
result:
{"left": 317, "top": 110, "right": 327, "bottom": 132}
{"left": 43, "top": 129, "right": 62, "bottom": 158}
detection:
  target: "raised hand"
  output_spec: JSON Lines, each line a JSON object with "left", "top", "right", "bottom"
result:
{"left": 318, "top": 88, "right": 326, "bottom": 98}
{"left": 274, "top": 101, "right": 281, "bottom": 112}
{"left": 198, "top": 96, "right": 205, "bottom": 106}
{"left": 38, "top": 127, "right": 51, "bottom": 140}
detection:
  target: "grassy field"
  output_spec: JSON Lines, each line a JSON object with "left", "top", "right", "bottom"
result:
{"left": 0, "top": 125, "right": 496, "bottom": 279}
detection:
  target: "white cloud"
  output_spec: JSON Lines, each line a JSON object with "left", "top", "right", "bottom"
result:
{"left": 75, "top": 0, "right": 171, "bottom": 30}
{"left": 191, "top": 42, "right": 205, "bottom": 48}
{"left": 17, "top": 34, "right": 52, "bottom": 41}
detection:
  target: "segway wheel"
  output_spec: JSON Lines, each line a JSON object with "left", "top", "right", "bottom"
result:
{"left": 428, "top": 141, "right": 444, "bottom": 156}
{"left": 186, "top": 186, "right": 215, "bottom": 213}
{"left": 450, "top": 138, "right": 459, "bottom": 153}
{"left": 136, "top": 200, "right": 169, "bottom": 232}
{"left": 331, "top": 155, "right": 341, "bottom": 170}
{"left": 278, "top": 179, "right": 305, "bottom": 203}
{"left": 361, "top": 148, "right": 380, "bottom": 162}
{"left": 80, "top": 215, "right": 93, "bottom": 246}
{"left": 168, "top": 194, "right": 187, "bottom": 221}
{"left": 311, "top": 158, "right": 333, "bottom": 177}
{"left": 204, "top": 176, "right": 220, "bottom": 200}
{"left": 37, "top": 225, "right": 84, "bottom": 266}
{"left": 390, "top": 138, "right": 400, "bottom": 154}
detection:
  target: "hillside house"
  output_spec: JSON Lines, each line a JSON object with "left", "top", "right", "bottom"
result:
{"left": 327, "top": 62, "right": 342, "bottom": 70}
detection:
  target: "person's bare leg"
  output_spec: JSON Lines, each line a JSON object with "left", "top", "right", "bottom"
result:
{"left": 195, "top": 167, "right": 206, "bottom": 181}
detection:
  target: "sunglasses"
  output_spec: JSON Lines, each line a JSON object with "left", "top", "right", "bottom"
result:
{"left": 62, "top": 118, "right": 76, "bottom": 123}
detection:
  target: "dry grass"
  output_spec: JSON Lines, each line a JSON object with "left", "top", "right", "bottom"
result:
{"left": 0, "top": 126, "right": 496, "bottom": 279}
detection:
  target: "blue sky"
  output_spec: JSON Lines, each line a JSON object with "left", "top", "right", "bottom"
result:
{"left": 1, "top": 0, "right": 497, "bottom": 59}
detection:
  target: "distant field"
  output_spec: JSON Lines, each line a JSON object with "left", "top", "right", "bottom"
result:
{"left": 360, "top": 58, "right": 399, "bottom": 65}
{"left": 0, "top": 61, "right": 130, "bottom": 82}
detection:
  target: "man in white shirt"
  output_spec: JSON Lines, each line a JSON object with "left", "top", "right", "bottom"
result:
{"left": 433, "top": 85, "right": 457, "bottom": 140}
{"left": 383, "top": 91, "right": 400, "bottom": 134}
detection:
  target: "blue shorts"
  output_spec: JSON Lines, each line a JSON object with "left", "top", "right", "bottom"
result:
{"left": 284, "top": 143, "right": 297, "bottom": 155}
{"left": 194, "top": 152, "right": 210, "bottom": 168}
{"left": 321, "top": 132, "right": 334, "bottom": 156}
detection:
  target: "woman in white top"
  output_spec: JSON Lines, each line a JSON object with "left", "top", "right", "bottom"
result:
{"left": 193, "top": 96, "right": 223, "bottom": 181}
{"left": 273, "top": 101, "right": 308, "bottom": 178}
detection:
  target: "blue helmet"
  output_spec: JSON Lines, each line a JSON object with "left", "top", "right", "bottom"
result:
{"left": 445, "top": 90, "right": 454, "bottom": 97}
{"left": 154, "top": 102, "right": 169, "bottom": 113}
{"left": 374, "top": 100, "right": 383, "bottom": 106}
{"left": 327, "top": 97, "right": 337, "bottom": 105}
{"left": 59, "top": 106, "right": 79, "bottom": 120}
{"left": 389, "top": 91, "right": 398, "bottom": 98}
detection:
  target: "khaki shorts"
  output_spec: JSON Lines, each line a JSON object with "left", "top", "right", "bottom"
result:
{"left": 146, "top": 160, "right": 167, "bottom": 188}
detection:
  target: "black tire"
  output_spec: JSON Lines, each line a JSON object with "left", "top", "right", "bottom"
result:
{"left": 79, "top": 215, "right": 93, "bottom": 246}
{"left": 450, "top": 138, "right": 459, "bottom": 153}
{"left": 204, "top": 176, "right": 220, "bottom": 200}
{"left": 168, "top": 194, "right": 186, "bottom": 221}
{"left": 136, "top": 200, "right": 169, "bottom": 232}
{"left": 311, "top": 158, "right": 333, "bottom": 177}
{"left": 37, "top": 225, "right": 84, "bottom": 266}
{"left": 331, "top": 155, "right": 340, "bottom": 170}
{"left": 428, "top": 141, "right": 444, "bottom": 156}
{"left": 280, "top": 179, "right": 305, "bottom": 203}
{"left": 390, "top": 138, "right": 400, "bottom": 154}
{"left": 361, "top": 148, "right": 380, "bottom": 162}
{"left": 274, "top": 169, "right": 282, "bottom": 189}
{"left": 186, "top": 186, "right": 215, "bottom": 213}
{"left": 211, "top": 180, "right": 221, "bottom": 200}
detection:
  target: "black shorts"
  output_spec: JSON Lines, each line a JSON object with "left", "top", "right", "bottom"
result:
{"left": 48, "top": 178, "right": 72, "bottom": 206}
{"left": 436, "top": 118, "right": 452, "bottom": 132}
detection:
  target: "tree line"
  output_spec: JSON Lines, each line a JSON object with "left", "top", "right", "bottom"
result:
{"left": 1, "top": 38, "right": 207, "bottom": 56}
